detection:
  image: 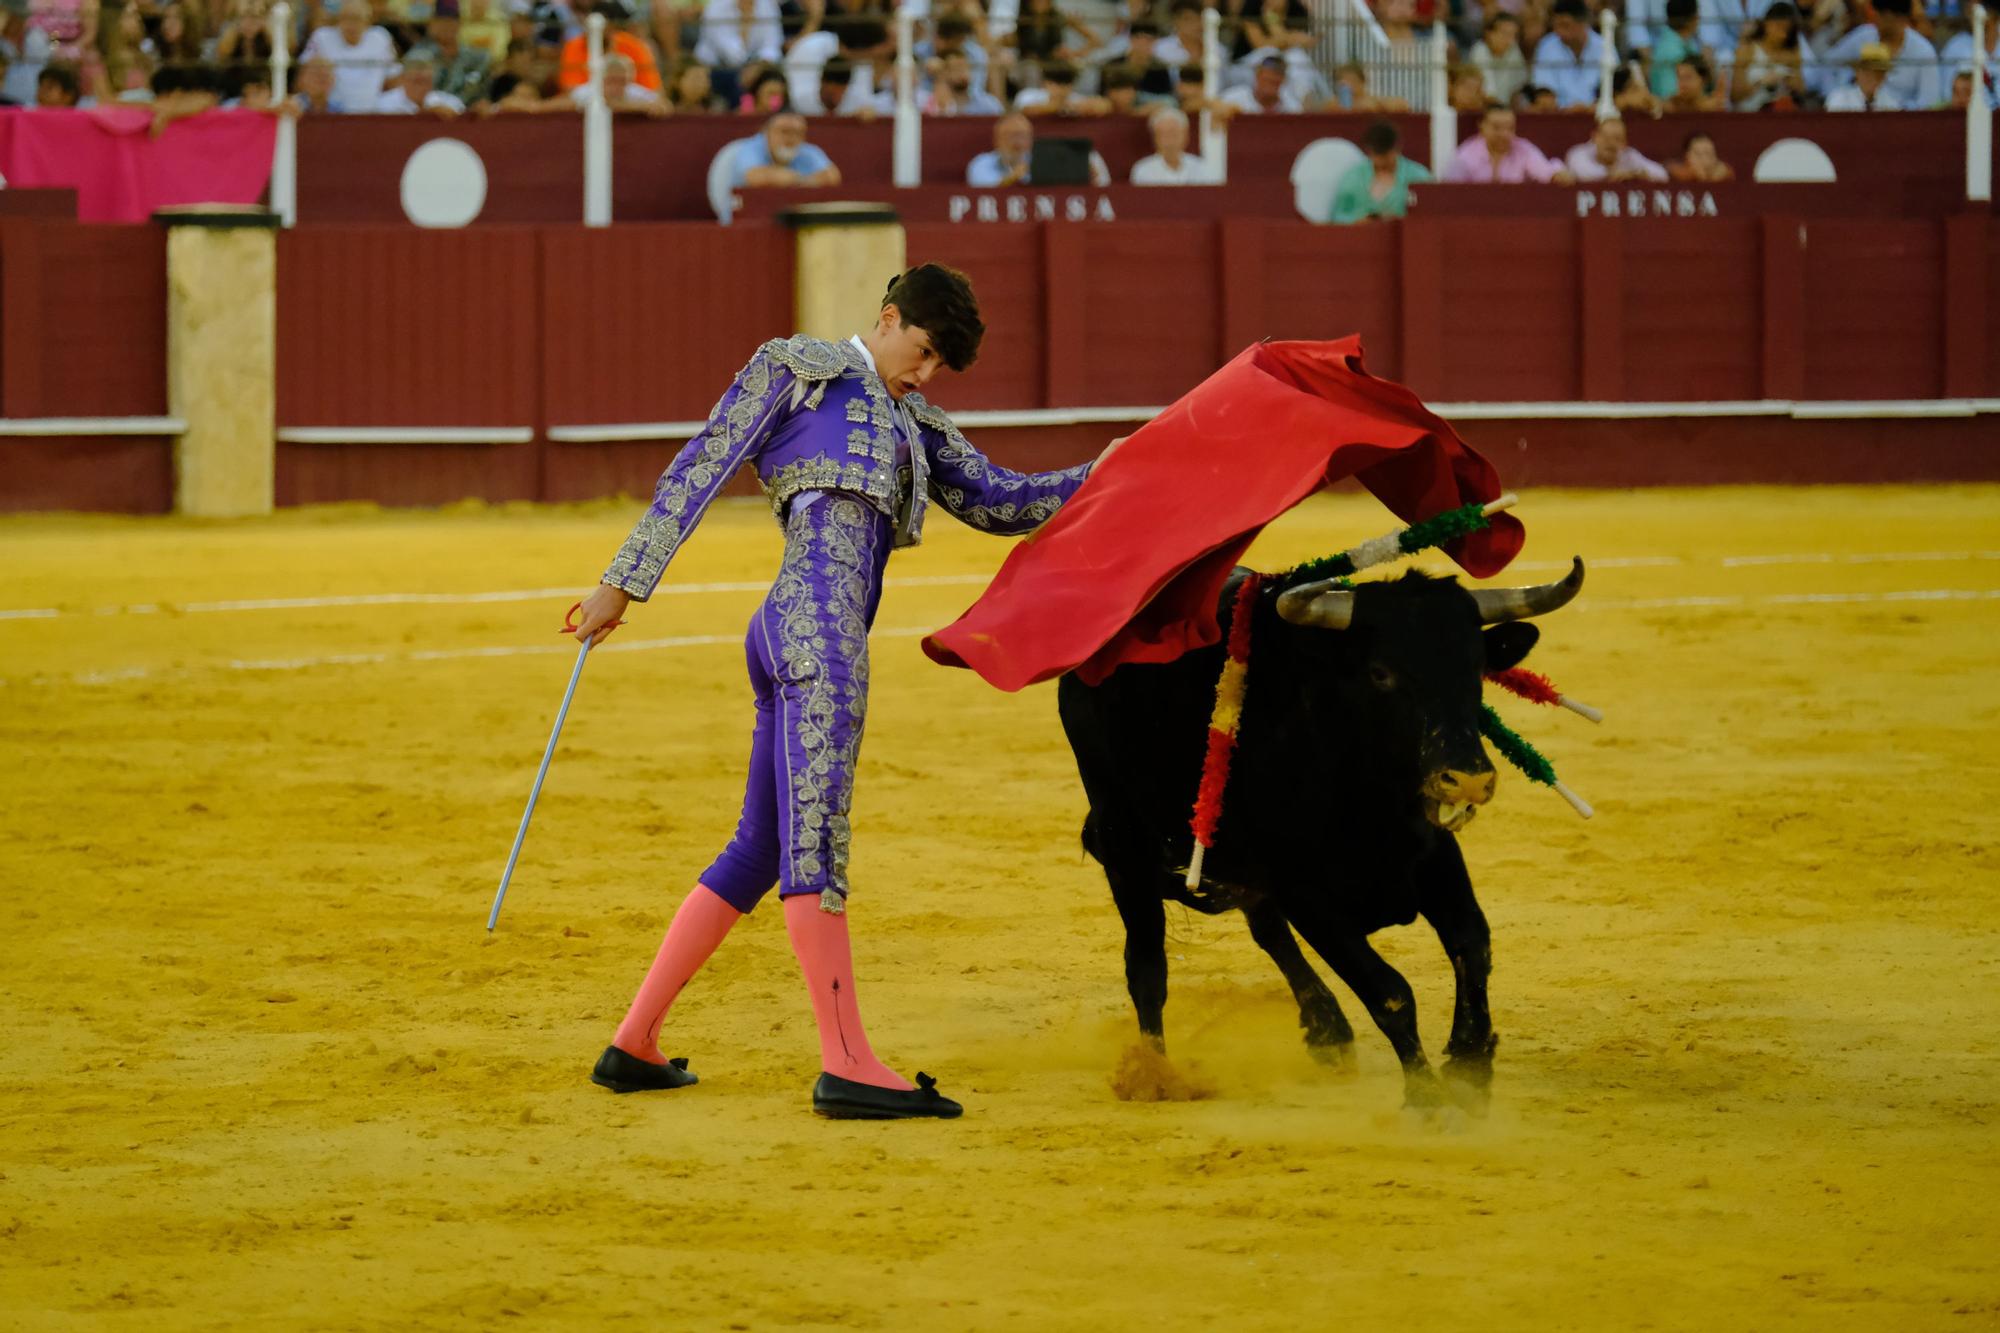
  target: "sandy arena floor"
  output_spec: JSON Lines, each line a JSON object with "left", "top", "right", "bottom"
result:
{"left": 2, "top": 484, "right": 1997, "bottom": 1330}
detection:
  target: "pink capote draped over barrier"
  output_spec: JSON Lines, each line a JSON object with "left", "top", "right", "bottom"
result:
{"left": 922, "top": 337, "right": 1527, "bottom": 692}
{"left": 0, "top": 107, "right": 275, "bottom": 223}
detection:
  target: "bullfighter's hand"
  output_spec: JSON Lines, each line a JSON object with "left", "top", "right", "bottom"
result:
{"left": 574, "top": 584, "right": 631, "bottom": 648}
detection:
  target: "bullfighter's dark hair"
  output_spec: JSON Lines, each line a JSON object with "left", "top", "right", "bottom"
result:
{"left": 883, "top": 265, "right": 984, "bottom": 372}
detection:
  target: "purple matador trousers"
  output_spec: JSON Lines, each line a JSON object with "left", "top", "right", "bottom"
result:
{"left": 700, "top": 493, "right": 893, "bottom": 913}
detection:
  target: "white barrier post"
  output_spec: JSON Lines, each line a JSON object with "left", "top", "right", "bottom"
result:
{"left": 1969, "top": 3, "right": 1992, "bottom": 202}
{"left": 1202, "top": 6, "right": 1226, "bottom": 182}
{"left": 893, "top": 7, "right": 920, "bottom": 187}
{"left": 583, "top": 12, "right": 611, "bottom": 226}
{"left": 269, "top": 0, "right": 296, "bottom": 226}
{"left": 1429, "top": 16, "right": 1452, "bottom": 169}
{"left": 1595, "top": 6, "right": 1617, "bottom": 121}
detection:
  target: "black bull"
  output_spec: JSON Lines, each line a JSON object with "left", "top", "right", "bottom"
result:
{"left": 1056, "top": 558, "right": 1586, "bottom": 1111}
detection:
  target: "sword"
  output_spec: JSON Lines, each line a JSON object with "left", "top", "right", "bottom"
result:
{"left": 486, "top": 602, "right": 620, "bottom": 932}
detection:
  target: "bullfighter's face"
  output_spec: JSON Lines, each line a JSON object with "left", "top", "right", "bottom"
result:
{"left": 870, "top": 304, "right": 945, "bottom": 400}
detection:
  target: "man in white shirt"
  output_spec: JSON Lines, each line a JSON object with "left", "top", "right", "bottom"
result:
{"left": 923, "top": 49, "right": 1005, "bottom": 114}
{"left": 785, "top": 14, "right": 887, "bottom": 114}
{"left": 1529, "top": 0, "right": 1604, "bottom": 109}
{"left": 1130, "top": 106, "right": 1214, "bottom": 183}
{"left": 1824, "top": 43, "right": 1905, "bottom": 108}
{"left": 694, "top": 0, "right": 782, "bottom": 69}
{"left": 302, "top": 0, "right": 401, "bottom": 113}
{"left": 1813, "top": 0, "right": 1938, "bottom": 104}
{"left": 376, "top": 54, "right": 467, "bottom": 114}
{"left": 1219, "top": 56, "right": 1303, "bottom": 112}
{"left": 567, "top": 50, "right": 668, "bottom": 111}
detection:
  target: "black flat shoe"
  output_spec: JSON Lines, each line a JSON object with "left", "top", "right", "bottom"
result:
{"left": 812, "top": 1071, "right": 963, "bottom": 1120}
{"left": 591, "top": 1046, "right": 698, "bottom": 1094}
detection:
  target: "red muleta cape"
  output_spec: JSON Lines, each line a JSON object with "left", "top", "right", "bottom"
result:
{"left": 922, "top": 336, "right": 1526, "bottom": 692}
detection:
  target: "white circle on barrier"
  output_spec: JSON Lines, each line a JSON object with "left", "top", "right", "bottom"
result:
{"left": 399, "top": 139, "right": 488, "bottom": 228}
{"left": 1752, "top": 138, "right": 1837, "bottom": 184}
{"left": 1290, "top": 138, "right": 1365, "bottom": 223}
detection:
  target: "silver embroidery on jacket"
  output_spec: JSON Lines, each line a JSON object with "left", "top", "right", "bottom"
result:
{"left": 603, "top": 350, "right": 784, "bottom": 598}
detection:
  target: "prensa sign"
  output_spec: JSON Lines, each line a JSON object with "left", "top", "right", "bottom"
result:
{"left": 1575, "top": 189, "right": 1721, "bottom": 218}
{"left": 947, "top": 193, "right": 1121, "bottom": 223}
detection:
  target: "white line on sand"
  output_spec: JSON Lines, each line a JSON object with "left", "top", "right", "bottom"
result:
{"left": 11, "top": 553, "right": 2000, "bottom": 623}
{"left": 12, "top": 593, "right": 1998, "bottom": 689}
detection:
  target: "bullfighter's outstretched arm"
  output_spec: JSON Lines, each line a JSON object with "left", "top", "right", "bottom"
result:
{"left": 602, "top": 347, "right": 797, "bottom": 601}
{"left": 910, "top": 401, "right": 1096, "bottom": 535}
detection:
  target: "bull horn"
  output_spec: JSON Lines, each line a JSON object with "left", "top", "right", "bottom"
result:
{"left": 1471, "top": 556, "right": 1586, "bottom": 625}
{"left": 1275, "top": 579, "right": 1356, "bottom": 630}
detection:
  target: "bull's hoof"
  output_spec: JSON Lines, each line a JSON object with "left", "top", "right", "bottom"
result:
{"left": 1110, "top": 1042, "right": 1217, "bottom": 1103}
{"left": 1305, "top": 1038, "right": 1358, "bottom": 1076}
{"left": 1440, "top": 1058, "right": 1494, "bottom": 1117}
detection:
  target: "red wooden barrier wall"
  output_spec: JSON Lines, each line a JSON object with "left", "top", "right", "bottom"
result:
{"left": 0, "top": 220, "right": 173, "bottom": 513}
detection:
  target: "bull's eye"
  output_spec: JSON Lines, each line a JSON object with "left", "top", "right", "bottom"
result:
{"left": 1368, "top": 663, "right": 1396, "bottom": 691}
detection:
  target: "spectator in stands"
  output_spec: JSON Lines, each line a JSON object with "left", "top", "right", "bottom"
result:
{"left": 570, "top": 47, "right": 669, "bottom": 109}
{"left": 1107, "top": 19, "right": 1176, "bottom": 101}
{"left": 1219, "top": 52, "right": 1300, "bottom": 111}
{"left": 1663, "top": 53, "right": 1727, "bottom": 107}
{"left": 1529, "top": 0, "right": 1602, "bottom": 108}
{"left": 1130, "top": 103, "right": 1215, "bottom": 181}
{"left": 1940, "top": 0, "right": 1997, "bottom": 97}
{"left": 1646, "top": 0, "right": 1702, "bottom": 97}
{"left": 32, "top": 56, "right": 78, "bottom": 102}
{"left": 924, "top": 46, "right": 1005, "bottom": 111}
{"left": 1100, "top": 61, "right": 1143, "bottom": 112}
{"left": 377, "top": 51, "right": 465, "bottom": 111}
{"left": 1816, "top": 0, "right": 1938, "bottom": 107}
{"left": 667, "top": 53, "right": 722, "bottom": 109}
{"left": 229, "top": 67, "right": 272, "bottom": 105}
{"left": 1449, "top": 62, "right": 1487, "bottom": 109}
{"left": 304, "top": 0, "right": 399, "bottom": 111}
{"left": 1, "top": 0, "right": 54, "bottom": 108}
{"left": 559, "top": 0, "right": 658, "bottom": 90}
{"left": 461, "top": 0, "right": 510, "bottom": 60}
{"left": 1241, "top": 0, "right": 1311, "bottom": 58}
{"left": 28, "top": 0, "right": 95, "bottom": 80}
{"left": 291, "top": 53, "right": 340, "bottom": 108}
{"left": 1612, "top": 63, "right": 1663, "bottom": 114}
{"left": 1732, "top": 0, "right": 1805, "bottom": 109}
{"left": 1446, "top": 101, "right": 1574, "bottom": 180}
{"left": 1015, "top": 58, "right": 1107, "bottom": 113}
{"left": 740, "top": 62, "right": 788, "bottom": 111}
{"left": 408, "top": 0, "right": 493, "bottom": 103}
{"left": 1364, "top": 0, "right": 1434, "bottom": 110}
{"left": 1007, "top": 0, "right": 1094, "bottom": 75}
{"left": 732, "top": 108, "right": 839, "bottom": 186}
{"left": 1472, "top": 12, "right": 1528, "bottom": 104}
{"left": 1518, "top": 80, "right": 1558, "bottom": 109}
{"left": 695, "top": 0, "right": 781, "bottom": 75}
{"left": 1825, "top": 40, "right": 1904, "bottom": 106}
{"left": 817, "top": 56, "right": 893, "bottom": 116}
{"left": 1154, "top": 0, "right": 1201, "bottom": 66}
{"left": 1667, "top": 129, "right": 1736, "bottom": 179}
{"left": 1324, "top": 60, "right": 1407, "bottom": 111}
{"left": 967, "top": 107, "right": 1033, "bottom": 183}
{"left": 153, "top": 2, "right": 205, "bottom": 74}
{"left": 795, "top": 16, "right": 888, "bottom": 115}
{"left": 1173, "top": 61, "right": 1209, "bottom": 115}
{"left": 94, "top": 0, "right": 149, "bottom": 101}
{"left": 1563, "top": 114, "right": 1667, "bottom": 180}
{"left": 919, "top": 13, "right": 990, "bottom": 93}
{"left": 214, "top": 0, "right": 276, "bottom": 85}
{"left": 478, "top": 66, "right": 543, "bottom": 108}
{"left": 1331, "top": 117, "right": 1432, "bottom": 223}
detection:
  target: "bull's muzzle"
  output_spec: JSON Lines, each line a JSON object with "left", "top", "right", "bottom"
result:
{"left": 1423, "top": 767, "right": 1497, "bottom": 831}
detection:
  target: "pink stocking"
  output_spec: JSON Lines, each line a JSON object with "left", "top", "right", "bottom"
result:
{"left": 611, "top": 884, "right": 742, "bottom": 1065}
{"left": 782, "top": 893, "right": 913, "bottom": 1091}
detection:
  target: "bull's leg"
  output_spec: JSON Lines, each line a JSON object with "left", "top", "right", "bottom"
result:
{"left": 1241, "top": 899, "right": 1356, "bottom": 1070}
{"left": 1416, "top": 837, "right": 1497, "bottom": 1112}
{"left": 1105, "top": 864, "right": 1169, "bottom": 1049}
{"left": 1285, "top": 908, "right": 1443, "bottom": 1109}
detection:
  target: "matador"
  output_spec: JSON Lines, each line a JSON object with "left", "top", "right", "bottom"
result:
{"left": 571, "top": 264, "right": 1117, "bottom": 1119}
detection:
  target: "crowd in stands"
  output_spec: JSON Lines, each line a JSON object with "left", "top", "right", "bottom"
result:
{"left": 0, "top": 0, "right": 1988, "bottom": 202}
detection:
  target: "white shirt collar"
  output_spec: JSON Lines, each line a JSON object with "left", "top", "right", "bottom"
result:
{"left": 848, "top": 334, "right": 877, "bottom": 375}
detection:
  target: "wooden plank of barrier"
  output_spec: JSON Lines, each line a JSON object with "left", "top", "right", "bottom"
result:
{"left": 1760, "top": 216, "right": 1807, "bottom": 402}
{"left": 1942, "top": 214, "right": 1989, "bottom": 401}
{"left": 1578, "top": 218, "right": 1624, "bottom": 402}
{"left": 0, "top": 220, "right": 45, "bottom": 419}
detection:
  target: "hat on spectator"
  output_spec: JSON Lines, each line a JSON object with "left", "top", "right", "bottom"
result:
{"left": 1258, "top": 54, "right": 1285, "bottom": 71}
{"left": 432, "top": 0, "right": 460, "bottom": 16}
{"left": 403, "top": 50, "right": 437, "bottom": 67}
{"left": 1855, "top": 41, "right": 1892, "bottom": 70}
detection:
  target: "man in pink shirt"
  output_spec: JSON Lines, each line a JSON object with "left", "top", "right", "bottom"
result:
{"left": 1446, "top": 103, "right": 1575, "bottom": 183}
